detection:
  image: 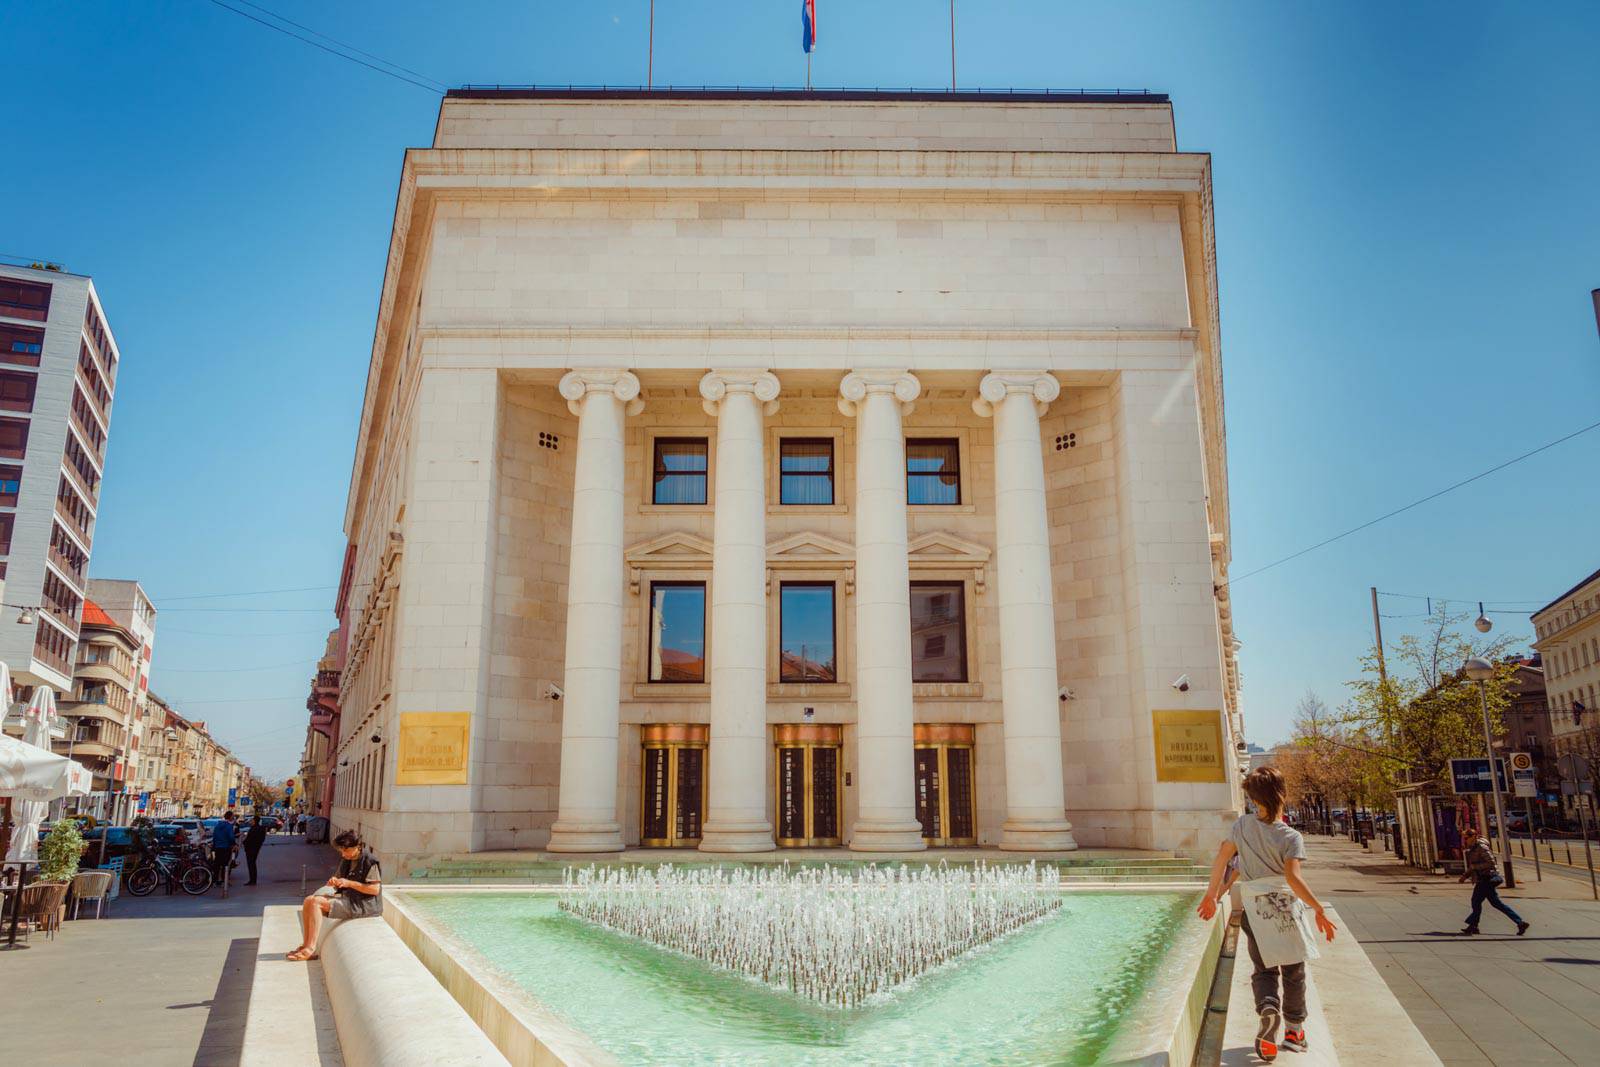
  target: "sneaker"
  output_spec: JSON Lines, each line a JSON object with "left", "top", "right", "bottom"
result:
{"left": 1516, "top": 921, "right": 1530, "bottom": 936}
{"left": 1282, "top": 1027, "right": 1308, "bottom": 1053}
{"left": 1255, "top": 1001, "right": 1281, "bottom": 1061}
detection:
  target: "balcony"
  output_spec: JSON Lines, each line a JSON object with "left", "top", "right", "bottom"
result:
{"left": 67, "top": 685, "right": 132, "bottom": 717}
{"left": 48, "top": 537, "right": 87, "bottom": 586}
{"left": 55, "top": 495, "right": 93, "bottom": 546}
{"left": 68, "top": 399, "right": 107, "bottom": 467}
{"left": 317, "top": 670, "right": 342, "bottom": 690}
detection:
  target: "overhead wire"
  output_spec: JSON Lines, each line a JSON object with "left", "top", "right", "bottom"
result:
{"left": 1226, "top": 418, "right": 1600, "bottom": 587}
{"left": 203, "top": 0, "right": 445, "bottom": 94}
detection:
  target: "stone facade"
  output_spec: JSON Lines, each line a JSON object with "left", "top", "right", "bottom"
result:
{"left": 330, "top": 91, "right": 1244, "bottom": 861}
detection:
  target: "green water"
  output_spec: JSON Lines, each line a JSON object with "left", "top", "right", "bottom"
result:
{"left": 408, "top": 890, "right": 1198, "bottom": 1066}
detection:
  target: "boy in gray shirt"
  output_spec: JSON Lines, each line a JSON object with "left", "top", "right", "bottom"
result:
{"left": 1198, "top": 766, "right": 1336, "bottom": 1061}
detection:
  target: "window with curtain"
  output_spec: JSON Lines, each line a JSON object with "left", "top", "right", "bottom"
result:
{"left": 780, "top": 437, "right": 834, "bottom": 505}
{"left": 648, "top": 582, "right": 707, "bottom": 682}
{"left": 780, "top": 583, "right": 836, "bottom": 683}
{"left": 652, "top": 437, "right": 709, "bottom": 504}
{"left": 906, "top": 438, "right": 961, "bottom": 505}
{"left": 910, "top": 581, "right": 966, "bottom": 682}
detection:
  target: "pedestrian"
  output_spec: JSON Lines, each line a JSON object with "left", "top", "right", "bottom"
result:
{"left": 287, "top": 830, "right": 382, "bottom": 961}
{"left": 242, "top": 814, "right": 267, "bottom": 885}
{"left": 1459, "top": 826, "right": 1529, "bottom": 936}
{"left": 1198, "top": 767, "right": 1337, "bottom": 1062}
{"left": 210, "top": 811, "right": 238, "bottom": 886}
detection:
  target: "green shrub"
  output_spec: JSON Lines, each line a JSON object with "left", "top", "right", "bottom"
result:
{"left": 38, "top": 817, "right": 85, "bottom": 882}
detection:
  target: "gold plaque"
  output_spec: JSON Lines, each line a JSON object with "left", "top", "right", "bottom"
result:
{"left": 1152, "top": 710, "right": 1227, "bottom": 783}
{"left": 395, "top": 712, "right": 471, "bottom": 785}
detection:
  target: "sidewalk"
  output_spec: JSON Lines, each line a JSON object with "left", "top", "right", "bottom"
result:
{"left": 0, "top": 833, "right": 335, "bottom": 1067}
{"left": 1293, "top": 835, "right": 1600, "bottom": 1065}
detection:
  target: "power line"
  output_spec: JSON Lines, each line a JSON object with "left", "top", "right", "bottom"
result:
{"left": 1228, "top": 418, "right": 1600, "bottom": 587}
{"left": 157, "top": 658, "right": 316, "bottom": 674}
{"left": 203, "top": 0, "right": 444, "bottom": 94}
{"left": 228, "top": 0, "right": 447, "bottom": 90}
{"left": 156, "top": 584, "right": 335, "bottom": 602}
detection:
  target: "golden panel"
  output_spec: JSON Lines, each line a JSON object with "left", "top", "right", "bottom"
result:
{"left": 395, "top": 712, "right": 471, "bottom": 786}
{"left": 1152, "top": 709, "right": 1228, "bottom": 784}
{"left": 913, "top": 723, "right": 975, "bottom": 746}
{"left": 640, "top": 723, "right": 709, "bottom": 745}
{"left": 772, "top": 723, "right": 843, "bottom": 746}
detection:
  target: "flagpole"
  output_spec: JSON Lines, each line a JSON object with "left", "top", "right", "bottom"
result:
{"left": 949, "top": 0, "right": 957, "bottom": 91}
{"left": 648, "top": 0, "right": 654, "bottom": 89}
{"left": 806, "top": 53, "right": 811, "bottom": 91}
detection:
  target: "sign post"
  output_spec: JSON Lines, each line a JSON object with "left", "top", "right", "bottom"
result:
{"left": 1558, "top": 754, "right": 1598, "bottom": 900}
{"left": 1508, "top": 753, "right": 1539, "bottom": 880}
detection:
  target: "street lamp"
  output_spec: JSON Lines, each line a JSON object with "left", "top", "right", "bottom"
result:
{"left": 1464, "top": 656, "right": 1516, "bottom": 887}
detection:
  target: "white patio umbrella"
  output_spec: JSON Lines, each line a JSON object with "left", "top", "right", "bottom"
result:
{"left": 3, "top": 683, "right": 84, "bottom": 865}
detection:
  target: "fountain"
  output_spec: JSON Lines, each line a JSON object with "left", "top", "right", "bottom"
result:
{"left": 557, "top": 862, "right": 1060, "bottom": 1008}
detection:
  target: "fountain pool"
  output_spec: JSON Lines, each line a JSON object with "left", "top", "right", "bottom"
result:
{"left": 400, "top": 882, "right": 1210, "bottom": 1066}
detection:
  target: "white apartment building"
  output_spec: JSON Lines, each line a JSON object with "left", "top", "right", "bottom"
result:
{"left": 332, "top": 90, "right": 1244, "bottom": 863}
{"left": 1533, "top": 566, "right": 1600, "bottom": 790}
{"left": 0, "top": 264, "right": 115, "bottom": 699}
{"left": 88, "top": 578, "right": 160, "bottom": 810}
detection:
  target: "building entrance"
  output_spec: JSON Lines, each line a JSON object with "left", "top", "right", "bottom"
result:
{"left": 774, "top": 723, "right": 842, "bottom": 847}
{"left": 914, "top": 724, "right": 977, "bottom": 846}
{"left": 640, "top": 724, "right": 707, "bottom": 847}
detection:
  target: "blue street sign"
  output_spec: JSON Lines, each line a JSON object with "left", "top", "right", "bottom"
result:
{"left": 1449, "top": 757, "right": 1508, "bottom": 795}
{"left": 227, "top": 787, "right": 237, "bottom": 806}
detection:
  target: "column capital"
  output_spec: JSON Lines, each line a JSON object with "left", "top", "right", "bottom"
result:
{"left": 972, "top": 371, "right": 1060, "bottom": 418}
{"left": 698, "top": 369, "right": 781, "bottom": 417}
{"left": 837, "top": 370, "right": 921, "bottom": 418}
{"left": 559, "top": 368, "right": 644, "bottom": 418}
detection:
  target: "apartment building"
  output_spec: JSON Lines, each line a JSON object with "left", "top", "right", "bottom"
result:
{"left": 0, "top": 264, "right": 115, "bottom": 696}
{"left": 57, "top": 598, "right": 140, "bottom": 819}
{"left": 1533, "top": 566, "right": 1600, "bottom": 806}
{"left": 89, "top": 579, "right": 160, "bottom": 808}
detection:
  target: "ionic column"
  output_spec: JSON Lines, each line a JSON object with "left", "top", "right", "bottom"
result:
{"left": 838, "top": 370, "right": 927, "bottom": 852}
{"left": 974, "top": 371, "right": 1077, "bottom": 851}
{"left": 698, "top": 370, "right": 781, "bottom": 853}
{"left": 546, "top": 369, "right": 643, "bottom": 853}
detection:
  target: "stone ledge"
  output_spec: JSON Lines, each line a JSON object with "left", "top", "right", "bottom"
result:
{"left": 242, "top": 906, "right": 344, "bottom": 1067}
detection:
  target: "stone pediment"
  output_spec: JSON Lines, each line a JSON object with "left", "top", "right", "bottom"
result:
{"left": 907, "top": 531, "right": 991, "bottom": 593}
{"left": 766, "top": 531, "right": 855, "bottom": 562}
{"left": 766, "top": 531, "right": 855, "bottom": 595}
{"left": 625, "top": 532, "right": 714, "bottom": 593}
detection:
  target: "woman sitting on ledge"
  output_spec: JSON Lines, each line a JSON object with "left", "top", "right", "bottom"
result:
{"left": 288, "top": 830, "right": 382, "bottom": 961}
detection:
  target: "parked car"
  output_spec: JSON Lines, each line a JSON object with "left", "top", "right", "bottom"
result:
{"left": 258, "top": 815, "right": 283, "bottom": 832}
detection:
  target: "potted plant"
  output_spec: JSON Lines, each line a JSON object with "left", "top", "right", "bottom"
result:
{"left": 38, "top": 817, "right": 85, "bottom": 883}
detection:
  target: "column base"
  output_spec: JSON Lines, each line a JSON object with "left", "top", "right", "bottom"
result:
{"left": 998, "top": 819, "right": 1079, "bottom": 852}
{"left": 545, "top": 821, "right": 625, "bottom": 854}
{"left": 849, "top": 820, "right": 928, "bottom": 853}
{"left": 698, "top": 820, "right": 776, "bottom": 853}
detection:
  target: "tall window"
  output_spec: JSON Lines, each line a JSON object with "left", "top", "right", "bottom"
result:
{"left": 0, "top": 513, "right": 12, "bottom": 555}
{"left": 0, "top": 279, "right": 51, "bottom": 321}
{"left": 0, "top": 464, "right": 19, "bottom": 506}
{"left": 652, "top": 438, "right": 708, "bottom": 504}
{"left": 0, "top": 371, "right": 36, "bottom": 413}
{"left": 780, "top": 583, "right": 836, "bottom": 683}
{"left": 911, "top": 582, "right": 967, "bottom": 682}
{"left": 906, "top": 438, "right": 961, "bottom": 505}
{"left": 779, "top": 438, "right": 834, "bottom": 505}
{"left": 648, "top": 581, "right": 707, "bottom": 683}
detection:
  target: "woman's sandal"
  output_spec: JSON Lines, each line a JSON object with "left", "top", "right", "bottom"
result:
{"left": 286, "top": 948, "right": 315, "bottom": 961}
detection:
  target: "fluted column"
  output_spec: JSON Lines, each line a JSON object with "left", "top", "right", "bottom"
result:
{"left": 547, "top": 369, "right": 644, "bottom": 853}
{"left": 698, "top": 370, "right": 781, "bottom": 853}
{"left": 974, "top": 371, "right": 1077, "bottom": 851}
{"left": 838, "top": 370, "right": 927, "bottom": 852}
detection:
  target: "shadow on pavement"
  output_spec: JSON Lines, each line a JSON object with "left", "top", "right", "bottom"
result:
{"left": 190, "top": 937, "right": 258, "bottom": 1067}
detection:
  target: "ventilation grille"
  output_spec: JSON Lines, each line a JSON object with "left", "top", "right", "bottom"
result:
{"left": 1054, "top": 432, "right": 1077, "bottom": 451}
{"left": 538, "top": 431, "right": 559, "bottom": 451}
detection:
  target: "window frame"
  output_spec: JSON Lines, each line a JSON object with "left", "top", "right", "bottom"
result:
{"left": 905, "top": 435, "right": 967, "bottom": 508}
{"left": 767, "top": 427, "right": 847, "bottom": 514}
{"left": 646, "top": 580, "right": 709, "bottom": 685}
{"left": 778, "top": 436, "right": 836, "bottom": 506}
{"left": 641, "top": 428, "right": 715, "bottom": 512}
{"left": 910, "top": 580, "right": 968, "bottom": 683}
{"left": 650, "top": 436, "right": 710, "bottom": 506}
{"left": 777, "top": 581, "right": 839, "bottom": 685}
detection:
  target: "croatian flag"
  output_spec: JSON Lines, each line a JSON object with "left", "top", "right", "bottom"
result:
{"left": 801, "top": 0, "right": 816, "bottom": 53}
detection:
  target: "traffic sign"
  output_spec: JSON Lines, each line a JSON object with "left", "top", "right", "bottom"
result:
{"left": 1509, "top": 752, "right": 1533, "bottom": 772}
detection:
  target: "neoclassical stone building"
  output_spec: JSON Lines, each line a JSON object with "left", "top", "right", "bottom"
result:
{"left": 330, "top": 89, "right": 1243, "bottom": 861}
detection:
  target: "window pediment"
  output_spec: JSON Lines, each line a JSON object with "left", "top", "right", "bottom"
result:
{"left": 625, "top": 532, "right": 714, "bottom": 594}
{"left": 906, "top": 531, "right": 991, "bottom": 594}
{"left": 766, "top": 531, "right": 855, "bottom": 595}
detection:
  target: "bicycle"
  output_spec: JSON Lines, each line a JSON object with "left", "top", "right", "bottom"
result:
{"left": 126, "top": 847, "right": 213, "bottom": 896}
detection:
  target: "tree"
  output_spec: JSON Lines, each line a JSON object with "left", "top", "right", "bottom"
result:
{"left": 1343, "top": 604, "right": 1519, "bottom": 788}
{"left": 247, "top": 780, "right": 276, "bottom": 811}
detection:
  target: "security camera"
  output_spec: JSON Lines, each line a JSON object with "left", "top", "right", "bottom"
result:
{"left": 1058, "top": 687, "right": 1075, "bottom": 702}
{"left": 544, "top": 683, "right": 564, "bottom": 701}
{"left": 1171, "top": 674, "right": 1190, "bottom": 693}
{"left": 370, "top": 733, "right": 382, "bottom": 744}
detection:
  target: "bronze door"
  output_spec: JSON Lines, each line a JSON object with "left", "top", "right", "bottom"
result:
{"left": 640, "top": 724, "right": 707, "bottom": 847}
{"left": 774, "top": 723, "right": 843, "bottom": 847}
{"left": 914, "top": 724, "right": 977, "bottom": 846}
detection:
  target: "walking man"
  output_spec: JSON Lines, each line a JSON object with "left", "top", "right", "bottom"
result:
{"left": 242, "top": 814, "right": 267, "bottom": 885}
{"left": 1459, "top": 826, "right": 1529, "bottom": 935}
{"left": 210, "top": 811, "right": 238, "bottom": 886}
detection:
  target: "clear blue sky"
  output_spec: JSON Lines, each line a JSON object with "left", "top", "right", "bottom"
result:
{"left": 4, "top": 2, "right": 1598, "bottom": 780}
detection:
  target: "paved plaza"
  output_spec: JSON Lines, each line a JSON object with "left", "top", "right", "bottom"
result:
{"left": 1296, "top": 835, "right": 1600, "bottom": 1066}
{"left": 0, "top": 835, "right": 335, "bottom": 1067}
